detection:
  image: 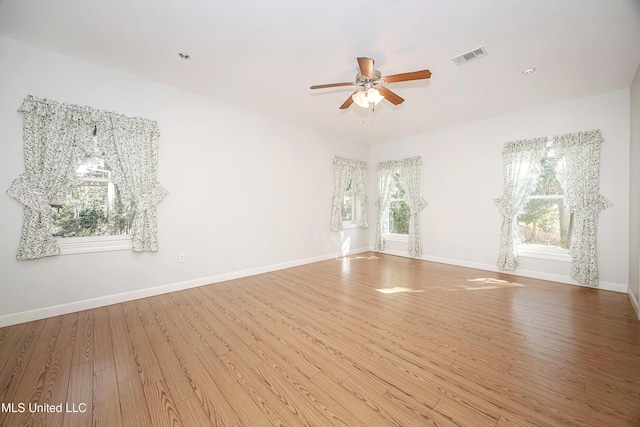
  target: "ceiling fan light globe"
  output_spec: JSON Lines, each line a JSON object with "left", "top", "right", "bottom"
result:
{"left": 367, "top": 88, "right": 384, "bottom": 106}
{"left": 352, "top": 91, "right": 369, "bottom": 108}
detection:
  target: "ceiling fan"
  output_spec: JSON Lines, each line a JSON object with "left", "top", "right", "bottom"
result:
{"left": 310, "top": 57, "right": 431, "bottom": 110}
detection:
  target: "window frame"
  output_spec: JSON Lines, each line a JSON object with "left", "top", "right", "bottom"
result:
{"left": 384, "top": 171, "right": 410, "bottom": 239}
{"left": 516, "top": 145, "right": 572, "bottom": 261}
{"left": 56, "top": 234, "right": 133, "bottom": 255}
{"left": 341, "top": 185, "right": 359, "bottom": 228}
{"left": 51, "top": 156, "right": 134, "bottom": 255}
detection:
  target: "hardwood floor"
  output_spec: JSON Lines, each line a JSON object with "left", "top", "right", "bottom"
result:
{"left": 1, "top": 252, "right": 639, "bottom": 426}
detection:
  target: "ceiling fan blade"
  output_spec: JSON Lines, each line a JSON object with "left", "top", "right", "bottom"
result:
{"left": 310, "top": 82, "right": 356, "bottom": 90}
{"left": 378, "top": 86, "right": 404, "bottom": 105}
{"left": 339, "top": 91, "right": 358, "bottom": 109}
{"left": 382, "top": 70, "right": 432, "bottom": 84}
{"left": 357, "top": 57, "right": 374, "bottom": 78}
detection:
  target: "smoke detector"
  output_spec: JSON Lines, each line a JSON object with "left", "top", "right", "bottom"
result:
{"left": 451, "top": 46, "right": 488, "bottom": 65}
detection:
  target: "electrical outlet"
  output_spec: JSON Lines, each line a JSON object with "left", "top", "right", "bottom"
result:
{"left": 178, "top": 253, "right": 185, "bottom": 263}
{"left": 453, "top": 240, "right": 459, "bottom": 246}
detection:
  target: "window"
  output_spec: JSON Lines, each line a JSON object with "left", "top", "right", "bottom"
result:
{"left": 52, "top": 156, "right": 132, "bottom": 239}
{"left": 8, "top": 95, "right": 167, "bottom": 260}
{"left": 341, "top": 179, "right": 357, "bottom": 225}
{"left": 495, "top": 130, "right": 610, "bottom": 285}
{"left": 387, "top": 171, "right": 410, "bottom": 236}
{"left": 329, "top": 156, "right": 368, "bottom": 231}
{"left": 517, "top": 147, "right": 573, "bottom": 254}
{"left": 376, "top": 156, "right": 425, "bottom": 256}
{"left": 51, "top": 150, "right": 134, "bottom": 254}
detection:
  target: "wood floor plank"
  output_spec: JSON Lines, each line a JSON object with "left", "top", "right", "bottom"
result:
{"left": 340, "top": 375, "right": 440, "bottom": 427}
{"left": 118, "top": 377, "right": 153, "bottom": 427}
{"left": 0, "top": 322, "right": 27, "bottom": 374}
{"left": 30, "top": 314, "right": 79, "bottom": 427}
{"left": 176, "top": 396, "right": 216, "bottom": 427}
{"left": 0, "top": 253, "right": 638, "bottom": 426}
{"left": 93, "top": 307, "right": 115, "bottom": 373}
{"left": 251, "top": 343, "right": 362, "bottom": 427}
{"left": 169, "top": 333, "right": 241, "bottom": 427}
{"left": 142, "top": 318, "right": 198, "bottom": 404}
{"left": 63, "top": 360, "right": 92, "bottom": 427}
{"left": 218, "top": 351, "right": 307, "bottom": 426}
{"left": 173, "top": 304, "right": 230, "bottom": 355}
{"left": 0, "top": 319, "right": 46, "bottom": 407}
{"left": 1, "top": 316, "right": 63, "bottom": 427}
{"left": 93, "top": 366, "right": 122, "bottom": 427}
{"left": 142, "top": 379, "right": 184, "bottom": 427}
{"left": 308, "top": 371, "right": 388, "bottom": 426}
{"left": 194, "top": 349, "right": 274, "bottom": 427}
{"left": 109, "top": 315, "right": 139, "bottom": 384}
{"left": 121, "top": 301, "right": 164, "bottom": 385}
{"left": 251, "top": 357, "right": 341, "bottom": 426}
{"left": 71, "top": 310, "right": 93, "bottom": 366}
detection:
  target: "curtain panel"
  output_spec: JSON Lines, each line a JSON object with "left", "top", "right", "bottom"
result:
{"left": 494, "top": 138, "right": 548, "bottom": 270}
{"left": 374, "top": 160, "right": 397, "bottom": 251}
{"left": 375, "top": 156, "right": 426, "bottom": 257}
{"left": 554, "top": 130, "right": 611, "bottom": 286}
{"left": 7, "top": 95, "right": 168, "bottom": 260}
{"left": 329, "top": 156, "right": 368, "bottom": 231}
{"left": 398, "top": 156, "right": 427, "bottom": 257}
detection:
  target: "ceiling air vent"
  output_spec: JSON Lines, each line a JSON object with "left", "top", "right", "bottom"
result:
{"left": 451, "top": 46, "right": 488, "bottom": 65}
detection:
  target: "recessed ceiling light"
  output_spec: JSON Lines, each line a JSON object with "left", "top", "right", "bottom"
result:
{"left": 357, "top": 120, "right": 364, "bottom": 124}
{"left": 522, "top": 67, "right": 536, "bottom": 75}
{"left": 177, "top": 52, "right": 191, "bottom": 60}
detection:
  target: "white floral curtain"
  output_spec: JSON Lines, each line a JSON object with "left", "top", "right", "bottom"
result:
{"left": 374, "top": 161, "right": 396, "bottom": 251}
{"left": 494, "top": 138, "right": 548, "bottom": 270}
{"left": 554, "top": 130, "right": 611, "bottom": 286}
{"left": 329, "top": 156, "right": 368, "bottom": 231}
{"left": 102, "top": 114, "right": 167, "bottom": 251}
{"left": 398, "top": 156, "right": 427, "bottom": 257}
{"left": 351, "top": 160, "right": 368, "bottom": 229}
{"left": 7, "top": 95, "right": 168, "bottom": 260}
{"left": 375, "top": 156, "right": 426, "bottom": 256}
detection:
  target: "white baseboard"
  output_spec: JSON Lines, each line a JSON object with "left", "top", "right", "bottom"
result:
{"left": 376, "top": 248, "right": 628, "bottom": 294}
{"left": 0, "top": 248, "right": 371, "bottom": 328}
{"left": 628, "top": 286, "right": 640, "bottom": 319}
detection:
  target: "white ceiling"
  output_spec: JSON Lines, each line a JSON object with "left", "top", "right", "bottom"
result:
{"left": 1, "top": 0, "right": 639, "bottom": 143}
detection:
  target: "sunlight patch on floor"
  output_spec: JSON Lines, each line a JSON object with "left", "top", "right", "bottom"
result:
{"left": 376, "top": 287, "right": 427, "bottom": 294}
{"left": 465, "top": 277, "right": 527, "bottom": 290}
{"left": 336, "top": 255, "right": 382, "bottom": 261}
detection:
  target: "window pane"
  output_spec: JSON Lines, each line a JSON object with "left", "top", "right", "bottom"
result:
{"left": 342, "top": 193, "right": 354, "bottom": 222}
{"left": 52, "top": 157, "right": 132, "bottom": 237}
{"left": 518, "top": 197, "right": 572, "bottom": 249}
{"left": 76, "top": 157, "right": 111, "bottom": 179}
{"left": 389, "top": 200, "right": 410, "bottom": 234}
{"left": 532, "top": 149, "right": 563, "bottom": 196}
{"left": 390, "top": 172, "right": 405, "bottom": 199}
{"left": 518, "top": 148, "right": 572, "bottom": 250}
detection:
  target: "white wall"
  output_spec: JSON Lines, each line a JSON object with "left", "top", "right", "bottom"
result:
{"left": 0, "top": 37, "right": 370, "bottom": 324}
{"left": 629, "top": 64, "right": 640, "bottom": 317}
{"left": 370, "top": 90, "right": 630, "bottom": 290}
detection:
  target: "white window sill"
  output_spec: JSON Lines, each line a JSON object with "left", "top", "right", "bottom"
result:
{"left": 55, "top": 235, "right": 133, "bottom": 255}
{"left": 517, "top": 245, "right": 571, "bottom": 262}
{"left": 342, "top": 221, "right": 359, "bottom": 229}
{"left": 385, "top": 233, "right": 409, "bottom": 243}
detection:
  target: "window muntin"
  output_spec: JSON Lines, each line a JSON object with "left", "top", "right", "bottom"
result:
{"left": 517, "top": 148, "right": 573, "bottom": 251}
